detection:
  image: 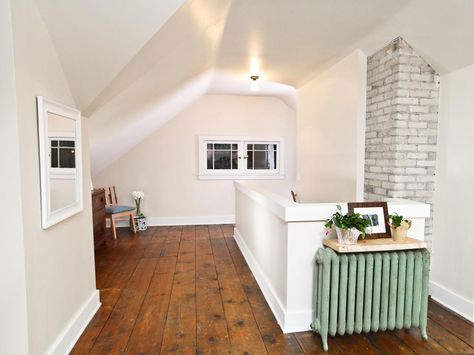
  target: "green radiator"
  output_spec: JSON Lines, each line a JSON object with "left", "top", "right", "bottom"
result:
{"left": 311, "top": 248, "right": 430, "bottom": 351}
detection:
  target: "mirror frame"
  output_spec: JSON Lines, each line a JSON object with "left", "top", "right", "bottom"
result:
{"left": 37, "top": 96, "right": 83, "bottom": 229}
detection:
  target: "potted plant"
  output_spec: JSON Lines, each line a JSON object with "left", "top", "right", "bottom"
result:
{"left": 389, "top": 213, "right": 411, "bottom": 242}
{"left": 132, "top": 190, "right": 147, "bottom": 231}
{"left": 325, "top": 205, "right": 372, "bottom": 245}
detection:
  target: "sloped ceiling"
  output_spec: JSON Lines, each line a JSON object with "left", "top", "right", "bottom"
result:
{"left": 35, "top": 0, "right": 187, "bottom": 110}
{"left": 36, "top": 0, "right": 474, "bottom": 175}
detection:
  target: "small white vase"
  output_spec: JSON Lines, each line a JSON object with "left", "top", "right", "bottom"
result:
{"left": 335, "top": 227, "right": 361, "bottom": 245}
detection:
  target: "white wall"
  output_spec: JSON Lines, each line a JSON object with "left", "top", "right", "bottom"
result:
{"left": 11, "top": 0, "right": 98, "bottom": 353}
{"left": 0, "top": 1, "right": 29, "bottom": 353}
{"left": 296, "top": 50, "right": 367, "bottom": 202}
{"left": 431, "top": 64, "right": 474, "bottom": 321}
{"left": 93, "top": 94, "right": 296, "bottom": 223}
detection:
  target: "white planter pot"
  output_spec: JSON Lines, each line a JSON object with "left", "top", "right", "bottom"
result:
{"left": 335, "top": 226, "right": 361, "bottom": 245}
{"left": 391, "top": 226, "right": 408, "bottom": 242}
{"left": 135, "top": 216, "right": 148, "bottom": 232}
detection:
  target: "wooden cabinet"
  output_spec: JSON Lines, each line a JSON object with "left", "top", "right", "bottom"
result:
{"left": 92, "top": 189, "right": 106, "bottom": 248}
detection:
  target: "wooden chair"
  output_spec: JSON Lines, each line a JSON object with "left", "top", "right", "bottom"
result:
{"left": 105, "top": 186, "right": 137, "bottom": 239}
{"left": 291, "top": 190, "right": 299, "bottom": 203}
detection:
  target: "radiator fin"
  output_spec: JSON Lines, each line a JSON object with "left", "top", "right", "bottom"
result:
{"left": 363, "top": 253, "right": 374, "bottom": 332}
{"left": 338, "top": 255, "right": 348, "bottom": 335}
{"left": 346, "top": 254, "right": 357, "bottom": 335}
{"left": 355, "top": 254, "right": 365, "bottom": 333}
{"left": 379, "top": 253, "right": 390, "bottom": 331}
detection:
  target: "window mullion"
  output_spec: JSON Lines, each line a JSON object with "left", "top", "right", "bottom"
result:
{"left": 238, "top": 142, "right": 244, "bottom": 173}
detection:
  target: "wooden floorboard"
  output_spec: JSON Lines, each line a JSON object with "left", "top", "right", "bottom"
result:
{"left": 73, "top": 225, "right": 474, "bottom": 354}
{"left": 428, "top": 299, "right": 474, "bottom": 348}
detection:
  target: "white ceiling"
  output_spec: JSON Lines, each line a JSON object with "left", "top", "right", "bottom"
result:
{"left": 216, "top": 0, "right": 410, "bottom": 86}
{"left": 35, "top": 0, "right": 187, "bottom": 109}
{"left": 35, "top": 0, "right": 474, "bottom": 174}
{"left": 353, "top": 0, "right": 474, "bottom": 75}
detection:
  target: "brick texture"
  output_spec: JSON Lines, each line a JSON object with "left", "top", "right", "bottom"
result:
{"left": 364, "top": 37, "right": 440, "bottom": 239}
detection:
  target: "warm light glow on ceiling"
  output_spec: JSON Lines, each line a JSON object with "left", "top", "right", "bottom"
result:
{"left": 250, "top": 57, "right": 260, "bottom": 76}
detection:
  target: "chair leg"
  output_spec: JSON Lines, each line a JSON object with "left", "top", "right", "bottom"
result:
{"left": 111, "top": 216, "right": 117, "bottom": 240}
{"left": 130, "top": 213, "right": 137, "bottom": 234}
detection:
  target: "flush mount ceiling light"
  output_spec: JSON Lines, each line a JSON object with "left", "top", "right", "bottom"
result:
{"left": 250, "top": 75, "right": 260, "bottom": 92}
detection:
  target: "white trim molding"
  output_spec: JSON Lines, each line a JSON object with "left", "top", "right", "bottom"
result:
{"left": 47, "top": 290, "right": 101, "bottom": 355}
{"left": 233, "top": 228, "right": 288, "bottom": 331}
{"left": 148, "top": 215, "right": 235, "bottom": 226}
{"left": 430, "top": 280, "right": 474, "bottom": 322}
{"left": 109, "top": 215, "right": 235, "bottom": 228}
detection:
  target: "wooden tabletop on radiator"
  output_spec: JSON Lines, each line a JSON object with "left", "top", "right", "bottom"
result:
{"left": 323, "top": 237, "right": 428, "bottom": 253}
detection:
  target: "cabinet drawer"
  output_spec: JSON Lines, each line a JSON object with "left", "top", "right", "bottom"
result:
{"left": 92, "top": 195, "right": 105, "bottom": 211}
{"left": 93, "top": 210, "right": 105, "bottom": 225}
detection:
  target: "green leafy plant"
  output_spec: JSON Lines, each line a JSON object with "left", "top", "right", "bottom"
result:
{"left": 389, "top": 213, "right": 411, "bottom": 229}
{"left": 325, "top": 205, "right": 372, "bottom": 237}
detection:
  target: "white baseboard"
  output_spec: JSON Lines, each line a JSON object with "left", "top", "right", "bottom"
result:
{"left": 109, "top": 215, "right": 235, "bottom": 228}
{"left": 47, "top": 290, "right": 101, "bottom": 355}
{"left": 234, "top": 228, "right": 312, "bottom": 333}
{"left": 430, "top": 280, "right": 474, "bottom": 322}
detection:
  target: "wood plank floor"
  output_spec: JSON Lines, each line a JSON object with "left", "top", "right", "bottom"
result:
{"left": 72, "top": 225, "right": 474, "bottom": 354}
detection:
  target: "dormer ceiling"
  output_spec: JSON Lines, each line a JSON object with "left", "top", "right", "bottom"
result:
{"left": 37, "top": 0, "right": 474, "bottom": 113}
{"left": 35, "top": 0, "right": 474, "bottom": 174}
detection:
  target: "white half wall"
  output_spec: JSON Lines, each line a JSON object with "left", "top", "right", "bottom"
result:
{"left": 296, "top": 49, "right": 367, "bottom": 202}
{"left": 431, "top": 64, "right": 474, "bottom": 321}
{"left": 93, "top": 94, "right": 296, "bottom": 221}
{"left": 11, "top": 0, "right": 99, "bottom": 352}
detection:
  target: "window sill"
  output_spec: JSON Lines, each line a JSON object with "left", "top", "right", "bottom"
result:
{"left": 198, "top": 174, "right": 285, "bottom": 180}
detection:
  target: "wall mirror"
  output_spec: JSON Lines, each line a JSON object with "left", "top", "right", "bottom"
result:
{"left": 37, "top": 96, "right": 83, "bottom": 229}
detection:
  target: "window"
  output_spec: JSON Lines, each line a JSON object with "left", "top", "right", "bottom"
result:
{"left": 50, "top": 139, "right": 76, "bottom": 169}
{"left": 199, "top": 136, "right": 284, "bottom": 179}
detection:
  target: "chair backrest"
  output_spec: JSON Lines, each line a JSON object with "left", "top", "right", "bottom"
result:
{"left": 291, "top": 190, "right": 299, "bottom": 203}
{"left": 105, "top": 186, "right": 118, "bottom": 205}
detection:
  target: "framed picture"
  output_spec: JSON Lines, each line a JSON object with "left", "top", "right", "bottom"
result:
{"left": 347, "top": 202, "right": 390, "bottom": 239}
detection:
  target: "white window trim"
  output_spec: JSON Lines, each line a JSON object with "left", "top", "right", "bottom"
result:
{"left": 198, "top": 135, "right": 285, "bottom": 180}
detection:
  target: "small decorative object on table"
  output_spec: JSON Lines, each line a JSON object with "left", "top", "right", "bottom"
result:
{"left": 131, "top": 190, "right": 147, "bottom": 231}
{"left": 389, "top": 213, "right": 412, "bottom": 242}
{"left": 325, "top": 205, "right": 372, "bottom": 245}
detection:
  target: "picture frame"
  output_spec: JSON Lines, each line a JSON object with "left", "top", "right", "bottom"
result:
{"left": 347, "top": 202, "right": 390, "bottom": 239}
